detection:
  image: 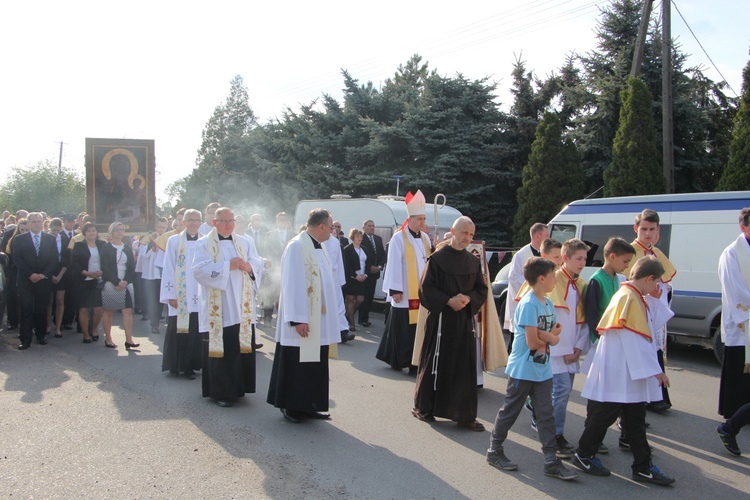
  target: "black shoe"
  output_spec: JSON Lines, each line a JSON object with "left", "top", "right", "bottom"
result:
{"left": 141, "top": 315, "right": 149, "bottom": 321}
{"left": 125, "top": 342, "right": 140, "bottom": 349}
{"left": 306, "top": 411, "right": 331, "bottom": 420}
{"left": 281, "top": 408, "right": 301, "bottom": 423}
{"left": 7, "top": 324, "right": 18, "bottom": 331}
{"left": 359, "top": 321, "right": 372, "bottom": 327}
{"left": 37, "top": 338, "right": 48, "bottom": 345}
{"left": 216, "top": 399, "right": 233, "bottom": 408}
{"left": 341, "top": 330, "right": 355, "bottom": 343}
{"left": 184, "top": 371, "right": 196, "bottom": 380}
{"left": 62, "top": 324, "right": 73, "bottom": 330}
{"left": 18, "top": 343, "right": 31, "bottom": 350}
{"left": 253, "top": 343, "right": 263, "bottom": 350}
{"left": 555, "top": 435, "right": 575, "bottom": 459}
{"left": 632, "top": 464, "right": 675, "bottom": 486}
{"left": 717, "top": 424, "right": 742, "bottom": 456}
{"left": 83, "top": 338, "right": 93, "bottom": 344}
{"left": 646, "top": 401, "right": 671, "bottom": 413}
{"left": 407, "top": 366, "right": 418, "bottom": 377}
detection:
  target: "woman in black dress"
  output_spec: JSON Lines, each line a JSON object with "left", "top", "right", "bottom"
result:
{"left": 70, "top": 222, "right": 105, "bottom": 343}
{"left": 101, "top": 222, "right": 139, "bottom": 349}
{"left": 342, "top": 228, "right": 368, "bottom": 331}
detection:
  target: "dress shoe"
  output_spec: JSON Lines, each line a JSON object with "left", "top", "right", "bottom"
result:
{"left": 411, "top": 407, "right": 435, "bottom": 422}
{"left": 253, "top": 343, "right": 263, "bottom": 350}
{"left": 306, "top": 411, "right": 331, "bottom": 420}
{"left": 646, "top": 401, "right": 671, "bottom": 413}
{"left": 457, "top": 420, "right": 486, "bottom": 432}
{"left": 359, "top": 321, "right": 372, "bottom": 327}
{"left": 17, "top": 343, "right": 31, "bottom": 350}
{"left": 125, "top": 342, "right": 140, "bottom": 349}
{"left": 184, "top": 370, "right": 196, "bottom": 380}
{"left": 37, "top": 338, "right": 48, "bottom": 345}
{"left": 54, "top": 332, "right": 63, "bottom": 338}
{"left": 91, "top": 334, "right": 99, "bottom": 342}
{"left": 105, "top": 342, "right": 117, "bottom": 348}
{"left": 216, "top": 399, "right": 233, "bottom": 408}
{"left": 341, "top": 330, "right": 355, "bottom": 343}
{"left": 62, "top": 324, "right": 73, "bottom": 330}
{"left": 7, "top": 324, "right": 18, "bottom": 331}
{"left": 83, "top": 337, "right": 93, "bottom": 344}
{"left": 281, "top": 408, "right": 301, "bottom": 423}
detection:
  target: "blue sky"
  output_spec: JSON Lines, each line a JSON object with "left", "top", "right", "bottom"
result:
{"left": 1, "top": 0, "right": 747, "bottom": 203}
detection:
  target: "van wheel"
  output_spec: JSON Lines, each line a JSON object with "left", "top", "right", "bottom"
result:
{"left": 712, "top": 319, "right": 725, "bottom": 365}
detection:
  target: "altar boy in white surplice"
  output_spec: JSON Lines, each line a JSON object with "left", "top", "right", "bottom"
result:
{"left": 573, "top": 256, "right": 676, "bottom": 486}
{"left": 267, "top": 209, "right": 342, "bottom": 424}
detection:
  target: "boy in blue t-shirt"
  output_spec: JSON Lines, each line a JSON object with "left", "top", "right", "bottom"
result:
{"left": 486, "top": 257, "right": 578, "bottom": 481}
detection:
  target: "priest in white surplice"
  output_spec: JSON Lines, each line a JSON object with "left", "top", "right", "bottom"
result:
{"left": 160, "top": 209, "right": 203, "bottom": 380}
{"left": 193, "top": 207, "right": 265, "bottom": 408}
{"left": 718, "top": 207, "right": 750, "bottom": 420}
{"left": 267, "top": 209, "right": 341, "bottom": 423}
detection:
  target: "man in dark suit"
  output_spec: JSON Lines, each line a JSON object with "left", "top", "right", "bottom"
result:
{"left": 359, "top": 219, "right": 386, "bottom": 327}
{"left": 248, "top": 213, "right": 266, "bottom": 253}
{"left": 12, "top": 212, "right": 59, "bottom": 349}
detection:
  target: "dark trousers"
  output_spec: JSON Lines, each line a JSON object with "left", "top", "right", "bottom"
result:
{"left": 578, "top": 400, "right": 651, "bottom": 473}
{"left": 18, "top": 278, "right": 52, "bottom": 344}
{"left": 724, "top": 402, "right": 750, "bottom": 435}
{"left": 358, "top": 274, "right": 378, "bottom": 324}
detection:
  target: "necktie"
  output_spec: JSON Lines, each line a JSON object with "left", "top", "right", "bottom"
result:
{"left": 34, "top": 233, "right": 40, "bottom": 255}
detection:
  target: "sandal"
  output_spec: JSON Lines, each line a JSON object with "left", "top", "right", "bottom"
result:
{"left": 411, "top": 407, "right": 435, "bottom": 422}
{"left": 457, "top": 420, "right": 485, "bottom": 432}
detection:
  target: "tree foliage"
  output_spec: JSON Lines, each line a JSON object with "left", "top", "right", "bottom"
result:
{"left": 168, "top": 2, "right": 739, "bottom": 246}
{"left": 512, "top": 112, "right": 584, "bottom": 246}
{"left": 604, "top": 77, "right": 664, "bottom": 196}
{"left": 0, "top": 161, "right": 85, "bottom": 215}
{"left": 718, "top": 57, "right": 750, "bottom": 190}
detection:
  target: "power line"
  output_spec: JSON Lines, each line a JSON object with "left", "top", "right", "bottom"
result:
{"left": 671, "top": 0, "right": 738, "bottom": 97}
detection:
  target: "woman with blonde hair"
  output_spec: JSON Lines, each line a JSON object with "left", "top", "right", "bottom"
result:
{"left": 342, "top": 227, "right": 368, "bottom": 332}
{"left": 100, "top": 222, "right": 139, "bottom": 349}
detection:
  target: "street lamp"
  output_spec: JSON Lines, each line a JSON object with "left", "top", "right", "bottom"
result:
{"left": 392, "top": 175, "right": 404, "bottom": 197}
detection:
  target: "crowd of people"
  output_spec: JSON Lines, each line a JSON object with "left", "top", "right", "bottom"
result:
{"left": 2, "top": 197, "right": 749, "bottom": 490}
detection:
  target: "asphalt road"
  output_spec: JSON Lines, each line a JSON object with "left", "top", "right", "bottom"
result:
{"left": 1, "top": 313, "right": 748, "bottom": 499}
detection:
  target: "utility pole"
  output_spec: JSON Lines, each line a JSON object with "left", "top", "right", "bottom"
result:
{"left": 662, "top": 0, "right": 674, "bottom": 193}
{"left": 630, "top": 0, "right": 653, "bottom": 78}
{"left": 58, "top": 141, "right": 63, "bottom": 175}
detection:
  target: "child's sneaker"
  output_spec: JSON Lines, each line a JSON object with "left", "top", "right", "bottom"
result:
{"left": 486, "top": 449, "right": 518, "bottom": 471}
{"left": 717, "top": 424, "right": 741, "bottom": 456}
{"left": 543, "top": 458, "right": 578, "bottom": 481}
{"left": 632, "top": 464, "right": 675, "bottom": 486}
{"left": 571, "top": 453, "right": 611, "bottom": 476}
{"left": 555, "top": 435, "right": 575, "bottom": 458}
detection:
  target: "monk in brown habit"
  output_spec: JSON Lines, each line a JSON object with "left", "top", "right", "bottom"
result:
{"left": 412, "top": 216, "right": 487, "bottom": 431}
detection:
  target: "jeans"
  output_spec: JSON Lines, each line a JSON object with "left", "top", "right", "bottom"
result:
{"left": 552, "top": 372, "right": 575, "bottom": 436}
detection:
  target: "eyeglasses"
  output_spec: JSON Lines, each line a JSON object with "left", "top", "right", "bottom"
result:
{"left": 215, "top": 219, "right": 236, "bottom": 224}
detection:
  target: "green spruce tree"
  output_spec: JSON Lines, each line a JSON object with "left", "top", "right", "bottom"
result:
{"left": 604, "top": 77, "right": 664, "bottom": 196}
{"left": 512, "top": 112, "right": 584, "bottom": 246}
{"left": 717, "top": 57, "right": 750, "bottom": 190}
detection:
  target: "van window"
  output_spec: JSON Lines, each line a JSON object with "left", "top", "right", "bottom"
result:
{"left": 550, "top": 224, "right": 577, "bottom": 244}
{"left": 580, "top": 225, "right": 671, "bottom": 267}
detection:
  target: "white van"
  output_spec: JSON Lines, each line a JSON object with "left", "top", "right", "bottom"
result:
{"left": 547, "top": 190, "right": 750, "bottom": 359}
{"left": 294, "top": 196, "right": 463, "bottom": 300}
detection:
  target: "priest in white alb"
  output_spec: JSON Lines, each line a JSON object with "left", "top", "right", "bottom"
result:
{"left": 193, "top": 207, "right": 265, "bottom": 408}
{"left": 718, "top": 207, "right": 750, "bottom": 420}
{"left": 267, "top": 209, "right": 341, "bottom": 423}
{"left": 160, "top": 209, "right": 203, "bottom": 380}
